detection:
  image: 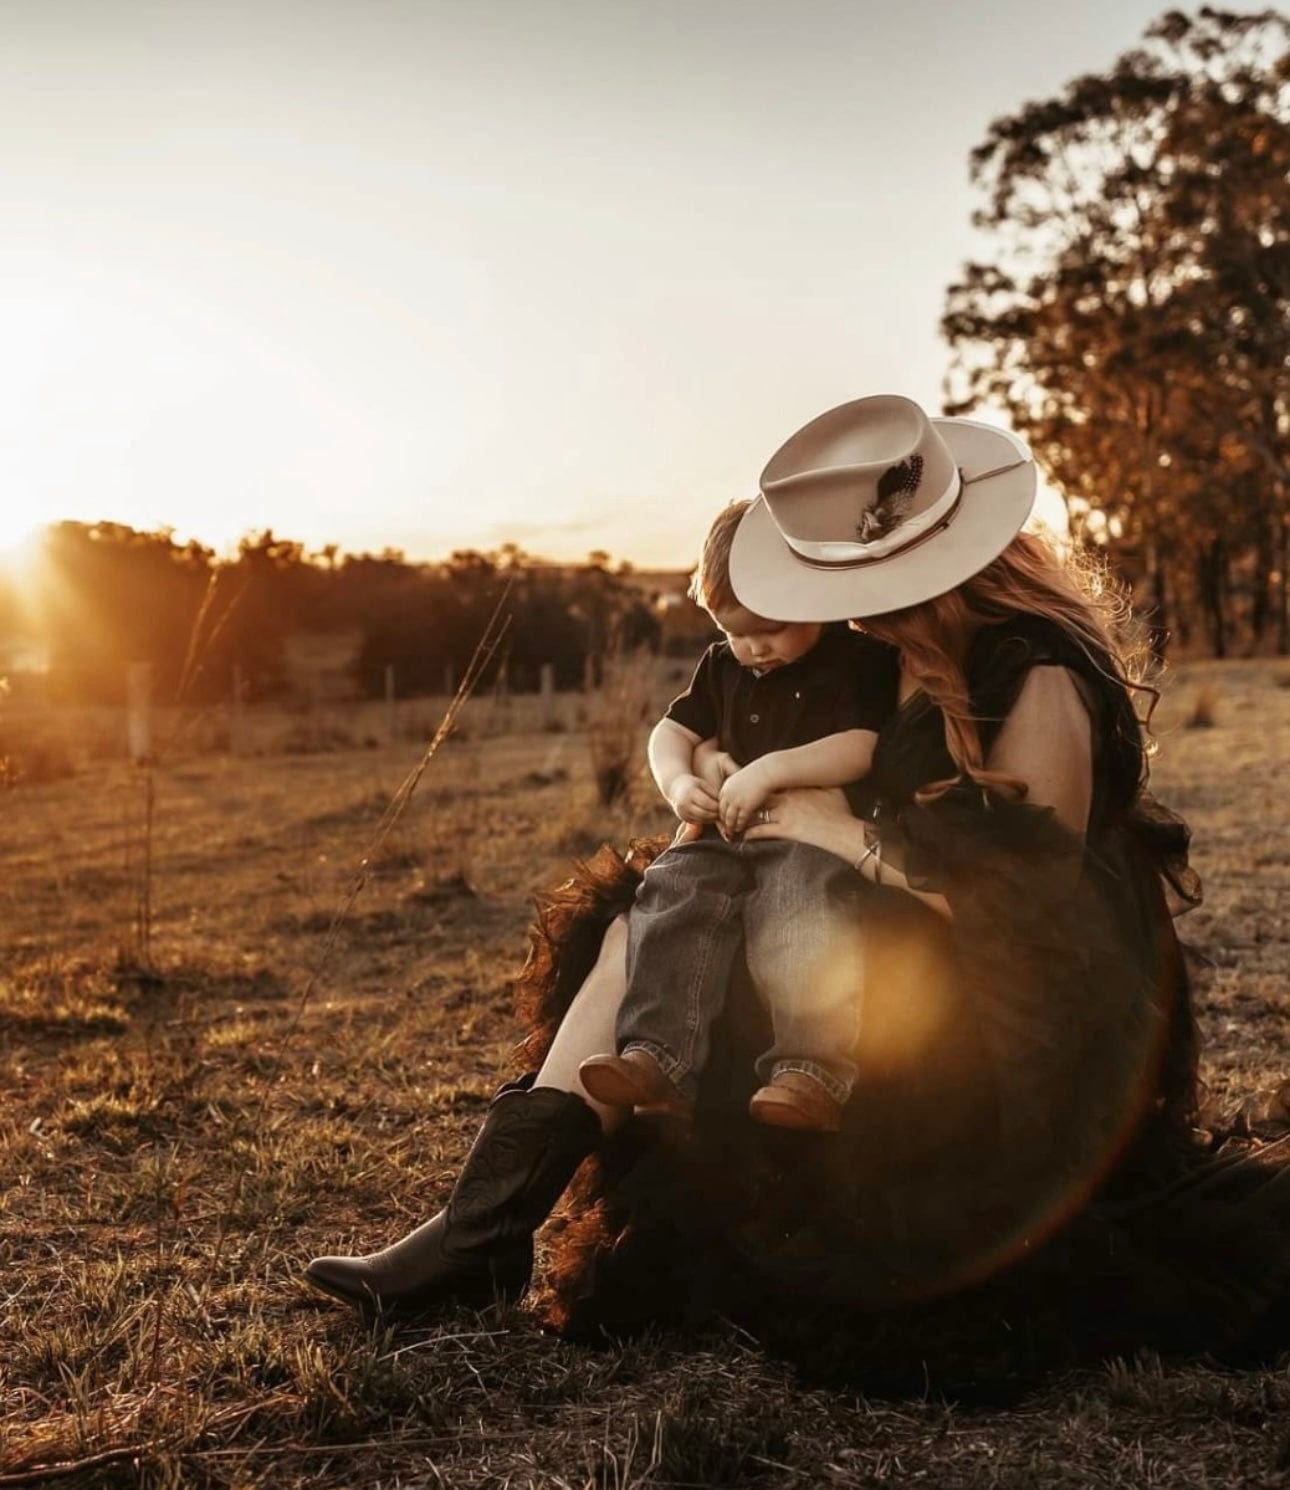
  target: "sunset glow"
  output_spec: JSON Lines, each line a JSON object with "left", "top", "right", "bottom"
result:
{"left": 0, "top": 521, "right": 44, "bottom": 578}
{"left": 1, "top": 0, "right": 1167, "bottom": 568}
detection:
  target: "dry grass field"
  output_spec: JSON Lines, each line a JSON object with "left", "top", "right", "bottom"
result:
{"left": 1, "top": 657, "right": 1288, "bottom": 1489}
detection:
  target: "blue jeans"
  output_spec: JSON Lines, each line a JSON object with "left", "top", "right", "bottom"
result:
{"left": 620, "top": 834, "right": 865, "bottom": 1103}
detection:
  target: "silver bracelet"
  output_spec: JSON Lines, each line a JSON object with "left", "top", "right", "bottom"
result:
{"left": 853, "top": 841, "right": 877, "bottom": 876}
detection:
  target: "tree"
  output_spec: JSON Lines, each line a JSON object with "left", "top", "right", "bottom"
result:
{"left": 944, "top": 7, "right": 1290, "bottom": 653}
{"left": 38, "top": 522, "right": 215, "bottom": 703}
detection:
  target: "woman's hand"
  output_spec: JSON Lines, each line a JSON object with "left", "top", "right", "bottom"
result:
{"left": 746, "top": 787, "right": 952, "bottom": 918}
{"left": 740, "top": 786, "right": 863, "bottom": 862}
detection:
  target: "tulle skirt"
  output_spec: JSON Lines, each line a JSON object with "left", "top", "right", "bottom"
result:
{"left": 514, "top": 836, "right": 1290, "bottom": 1390}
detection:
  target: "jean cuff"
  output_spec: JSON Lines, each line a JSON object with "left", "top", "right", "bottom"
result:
{"left": 768, "top": 1058, "right": 855, "bottom": 1106}
{"left": 621, "top": 1040, "right": 696, "bottom": 1100}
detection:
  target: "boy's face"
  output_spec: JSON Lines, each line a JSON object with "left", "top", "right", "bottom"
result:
{"left": 711, "top": 604, "right": 822, "bottom": 672}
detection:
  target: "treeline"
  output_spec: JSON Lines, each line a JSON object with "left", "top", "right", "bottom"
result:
{"left": 944, "top": 8, "right": 1288, "bottom": 656}
{"left": 1, "top": 523, "right": 688, "bottom": 706}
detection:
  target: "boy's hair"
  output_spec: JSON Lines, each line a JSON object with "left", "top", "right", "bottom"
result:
{"left": 688, "top": 499, "right": 752, "bottom": 615}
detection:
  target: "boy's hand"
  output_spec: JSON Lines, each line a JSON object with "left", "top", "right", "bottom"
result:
{"left": 718, "top": 760, "right": 774, "bottom": 837}
{"left": 668, "top": 773, "right": 720, "bottom": 826}
{"left": 696, "top": 749, "right": 740, "bottom": 795}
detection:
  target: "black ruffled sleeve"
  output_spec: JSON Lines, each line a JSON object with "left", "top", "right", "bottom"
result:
{"left": 873, "top": 615, "right": 1199, "bottom": 916}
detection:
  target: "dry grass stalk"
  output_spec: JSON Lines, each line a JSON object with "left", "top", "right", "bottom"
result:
{"left": 585, "top": 645, "right": 657, "bottom": 808}
{"left": 116, "top": 571, "right": 250, "bottom": 976}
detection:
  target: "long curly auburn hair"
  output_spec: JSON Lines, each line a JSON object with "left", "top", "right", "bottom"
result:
{"left": 857, "top": 530, "right": 1156, "bottom": 803}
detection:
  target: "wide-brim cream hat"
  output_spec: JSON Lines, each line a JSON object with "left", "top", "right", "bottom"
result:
{"left": 729, "top": 394, "right": 1037, "bottom": 621}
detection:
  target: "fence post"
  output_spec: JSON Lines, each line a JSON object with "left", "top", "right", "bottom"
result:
{"left": 539, "top": 662, "right": 556, "bottom": 729}
{"left": 126, "top": 663, "right": 152, "bottom": 763}
{"left": 384, "top": 664, "right": 396, "bottom": 744}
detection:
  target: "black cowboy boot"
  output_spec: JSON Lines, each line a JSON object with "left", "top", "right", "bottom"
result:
{"left": 304, "top": 1078, "right": 601, "bottom": 1315}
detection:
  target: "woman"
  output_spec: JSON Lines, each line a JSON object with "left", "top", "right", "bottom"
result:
{"left": 307, "top": 395, "right": 1290, "bottom": 1382}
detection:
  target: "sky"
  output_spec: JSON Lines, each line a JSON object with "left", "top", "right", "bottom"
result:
{"left": 1, "top": 0, "right": 1178, "bottom": 568}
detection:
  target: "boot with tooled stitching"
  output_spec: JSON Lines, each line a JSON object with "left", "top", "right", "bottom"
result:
{"left": 304, "top": 1078, "right": 601, "bottom": 1315}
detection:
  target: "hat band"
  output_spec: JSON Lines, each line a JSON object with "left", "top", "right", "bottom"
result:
{"left": 782, "top": 457, "right": 1030, "bottom": 572}
{"left": 781, "top": 466, "right": 961, "bottom": 567}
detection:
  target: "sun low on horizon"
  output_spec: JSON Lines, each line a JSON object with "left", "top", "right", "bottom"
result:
{"left": 0, "top": 518, "right": 47, "bottom": 573}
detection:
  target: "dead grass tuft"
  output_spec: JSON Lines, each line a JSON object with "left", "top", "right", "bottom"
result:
{"left": 1186, "top": 682, "right": 1220, "bottom": 729}
{"left": 585, "top": 647, "right": 657, "bottom": 808}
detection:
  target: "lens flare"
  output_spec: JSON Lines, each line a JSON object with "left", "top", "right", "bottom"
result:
{"left": 815, "top": 910, "right": 1172, "bottom": 1308}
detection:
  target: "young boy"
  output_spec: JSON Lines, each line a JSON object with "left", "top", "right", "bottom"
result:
{"left": 579, "top": 500, "right": 897, "bottom": 1131}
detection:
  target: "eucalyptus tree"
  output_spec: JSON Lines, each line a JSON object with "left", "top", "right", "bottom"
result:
{"left": 943, "top": 7, "right": 1289, "bottom": 652}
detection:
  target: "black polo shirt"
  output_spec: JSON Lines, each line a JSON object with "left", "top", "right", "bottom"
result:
{"left": 664, "top": 623, "right": 898, "bottom": 767}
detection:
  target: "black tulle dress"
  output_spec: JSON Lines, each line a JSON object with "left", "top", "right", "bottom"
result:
{"left": 514, "top": 615, "right": 1290, "bottom": 1390}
